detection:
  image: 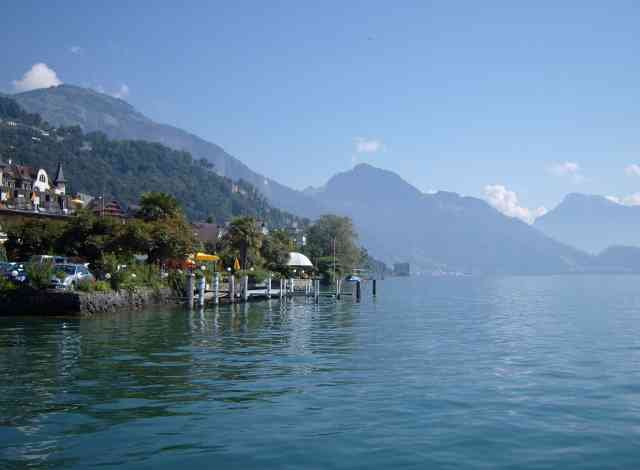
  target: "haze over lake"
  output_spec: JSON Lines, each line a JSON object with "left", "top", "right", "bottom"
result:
{"left": 3, "top": 275, "right": 640, "bottom": 469}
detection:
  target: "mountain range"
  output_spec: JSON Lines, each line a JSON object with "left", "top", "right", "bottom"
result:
{"left": 306, "top": 164, "right": 592, "bottom": 274}
{"left": 9, "top": 85, "right": 640, "bottom": 274}
{"left": 534, "top": 193, "right": 640, "bottom": 254}
{"left": 11, "top": 85, "right": 324, "bottom": 218}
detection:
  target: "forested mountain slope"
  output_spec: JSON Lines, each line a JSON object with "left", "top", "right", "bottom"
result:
{"left": 0, "top": 97, "right": 304, "bottom": 227}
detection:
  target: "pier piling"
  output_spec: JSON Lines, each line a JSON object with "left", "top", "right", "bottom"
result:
{"left": 230, "top": 275, "right": 236, "bottom": 303}
{"left": 198, "top": 275, "right": 205, "bottom": 307}
{"left": 187, "top": 273, "right": 195, "bottom": 308}
{"left": 242, "top": 275, "right": 249, "bottom": 302}
{"left": 214, "top": 273, "right": 220, "bottom": 304}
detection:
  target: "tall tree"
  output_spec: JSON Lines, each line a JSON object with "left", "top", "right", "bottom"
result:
{"left": 221, "top": 217, "right": 264, "bottom": 270}
{"left": 137, "top": 192, "right": 182, "bottom": 221}
{"left": 304, "top": 215, "right": 361, "bottom": 279}
{"left": 261, "top": 229, "right": 292, "bottom": 274}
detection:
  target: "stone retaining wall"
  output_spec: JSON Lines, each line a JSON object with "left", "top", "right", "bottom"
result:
{"left": 1, "top": 288, "right": 176, "bottom": 316}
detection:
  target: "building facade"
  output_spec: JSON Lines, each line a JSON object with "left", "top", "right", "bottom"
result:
{"left": 0, "top": 159, "right": 71, "bottom": 215}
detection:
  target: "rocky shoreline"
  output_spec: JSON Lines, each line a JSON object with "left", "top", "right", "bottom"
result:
{"left": 1, "top": 288, "right": 177, "bottom": 317}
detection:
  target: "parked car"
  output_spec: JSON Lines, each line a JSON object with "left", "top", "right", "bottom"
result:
{"left": 50, "top": 264, "right": 94, "bottom": 289}
{"left": 30, "top": 255, "right": 71, "bottom": 265}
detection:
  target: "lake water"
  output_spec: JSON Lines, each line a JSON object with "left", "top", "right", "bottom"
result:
{"left": 2, "top": 275, "right": 640, "bottom": 468}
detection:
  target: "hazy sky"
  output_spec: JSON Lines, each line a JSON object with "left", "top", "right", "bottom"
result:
{"left": 3, "top": 1, "right": 640, "bottom": 220}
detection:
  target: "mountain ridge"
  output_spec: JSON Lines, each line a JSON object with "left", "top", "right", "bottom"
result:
{"left": 306, "top": 164, "right": 592, "bottom": 274}
{"left": 12, "top": 85, "right": 324, "bottom": 218}
{"left": 534, "top": 192, "right": 640, "bottom": 253}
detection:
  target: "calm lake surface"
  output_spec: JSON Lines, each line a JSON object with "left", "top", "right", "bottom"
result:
{"left": 3, "top": 275, "right": 640, "bottom": 468}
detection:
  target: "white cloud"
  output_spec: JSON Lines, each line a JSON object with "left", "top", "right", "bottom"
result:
{"left": 547, "top": 161, "right": 586, "bottom": 183}
{"left": 625, "top": 164, "right": 640, "bottom": 176}
{"left": 484, "top": 184, "right": 547, "bottom": 224}
{"left": 548, "top": 161, "right": 580, "bottom": 176}
{"left": 355, "top": 137, "right": 383, "bottom": 153}
{"left": 606, "top": 193, "right": 640, "bottom": 206}
{"left": 70, "top": 46, "right": 83, "bottom": 55}
{"left": 111, "top": 84, "right": 130, "bottom": 99}
{"left": 12, "top": 63, "right": 62, "bottom": 92}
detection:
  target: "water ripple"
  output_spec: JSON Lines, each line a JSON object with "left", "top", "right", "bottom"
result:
{"left": 3, "top": 275, "right": 640, "bottom": 468}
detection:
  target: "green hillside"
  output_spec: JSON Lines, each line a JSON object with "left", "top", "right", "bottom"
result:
{"left": 0, "top": 97, "right": 306, "bottom": 227}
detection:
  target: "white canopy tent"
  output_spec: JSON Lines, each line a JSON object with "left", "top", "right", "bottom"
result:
{"left": 287, "top": 252, "right": 313, "bottom": 268}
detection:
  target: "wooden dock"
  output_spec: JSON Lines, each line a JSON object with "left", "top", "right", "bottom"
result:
{"left": 185, "top": 274, "right": 377, "bottom": 308}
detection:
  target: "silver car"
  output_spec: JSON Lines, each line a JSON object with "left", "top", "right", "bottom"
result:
{"left": 50, "top": 264, "right": 94, "bottom": 289}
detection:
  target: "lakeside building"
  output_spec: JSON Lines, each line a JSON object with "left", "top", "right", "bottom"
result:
{"left": 87, "top": 198, "right": 127, "bottom": 219}
{"left": 393, "top": 262, "right": 411, "bottom": 277}
{"left": 0, "top": 159, "right": 72, "bottom": 215}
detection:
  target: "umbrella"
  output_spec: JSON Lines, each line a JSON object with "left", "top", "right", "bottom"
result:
{"left": 195, "top": 252, "right": 219, "bottom": 262}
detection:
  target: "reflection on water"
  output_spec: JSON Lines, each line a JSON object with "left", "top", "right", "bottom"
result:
{"left": 2, "top": 276, "right": 640, "bottom": 468}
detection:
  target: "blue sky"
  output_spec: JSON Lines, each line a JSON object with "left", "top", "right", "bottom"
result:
{"left": 2, "top": 1, "right": 640, "bottom": 221}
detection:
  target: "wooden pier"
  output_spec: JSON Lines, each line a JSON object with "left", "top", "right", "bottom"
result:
{"left": 184, "top": 273, "right": 377, "bottom": 308}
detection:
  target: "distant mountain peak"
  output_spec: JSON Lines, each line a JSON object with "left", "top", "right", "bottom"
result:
{"left": 535, "top": 192, "right": 640, "bottom": 253}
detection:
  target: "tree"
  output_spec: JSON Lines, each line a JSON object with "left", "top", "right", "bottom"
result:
{"left": 261, "top": 229, "right": 292, "bottom": 274}
{"left": 305, "top": 215, "right": 361, "bottom": 280}
{"left": 5, "top": 219, "right": 65, "bottom": 260}
{"left": 57, "top": 210, "right": 122, "bottom": 264}
{"left": 137, "top": 192, "right": 182, "bottom": 221}
{"left": 147, "top": 217, "right": 196, "bottom": 264}
{"left": 221, "top": 217, "right": 264, "bottom": 270}
{"left": 112, "top": 219, "right": 152, "bottom": 258}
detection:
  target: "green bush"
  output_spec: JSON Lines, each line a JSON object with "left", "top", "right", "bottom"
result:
{"left": 118, "top": 274, "right": 139, "bottom": 294}
{"left": 95, "top": 252, "right": 122, "bottom": 279}
{"left": 25, "top": 260, "right": 54, "bottom": 290}
{"left": 131, "top": 263, "right": 163, "bottom": 290}
{"left": 248, "top": 269, "right": 269, "bottom": 284}
{"left": 94, "top": 280, "right": 111, "bottom": 292}
{"left": 76, "top": 278, "right": 95, "bottom": 292}
{"left": 167, "top": 270, "right": 187, "bottom": 296}
{"left": 108, "top": 270, "right": 127, "bottom": 292}
{"left": 0, "top": 275, "right": 17, "bottom": 293}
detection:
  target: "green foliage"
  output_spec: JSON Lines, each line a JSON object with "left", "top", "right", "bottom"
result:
{"left": 137, "top": 192, "right": 182, "bottom": 221}
{"left": 94, "top": 280, "right": 111, "bottom": 292}
{"left": 0, "top": 97, "right": 304, "bottom": 227}
{"left": 107, "top": 263, "right": 163, "bottom": 293}
{"left": 94, "top": 252, "right": 122, "bottom": 278}
{"left": 4, "top": 200, "right": 196, "bottom": 267}
{"left": 304, "top": 215, "right": 361, "bottom": 280}
{"left": 75, "top": 278, "right": 95, "bottom": 292}
{"left": 5, "top": 219, "right": 65, "bottom": 261}
{"left": 0, "top": 275, "right": 17, "bottom": 293}
{"left": 25, "top": 260, "right": 55, "bottom": 290}
{"left": 108, "top": 270, "right": 128, "bottom": 292}
{"left": 0, "top": 96, "right": 46, "bottom": 127}
{"left": 0, "top": 244, "right": 6, "bottom": 262}
{"left": 248, "top": 269, "right": 269, "bottom": 284}
{"left": 57, "top": 210, "right": 121, "bottom": 263}
{"left": 261, "top": 229, "right": 292, "bottom": 275}
{"left": 167, "top": 270, "right": 187, "bottom": 296}
{"left": 147, "top": 217, "right": 196, "bottom": 264}
{"left": 219, "top": 217, "right": 264, "bottom": 270}
{"left": 359, "top": 247, "right": 390, "bottom": 278}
